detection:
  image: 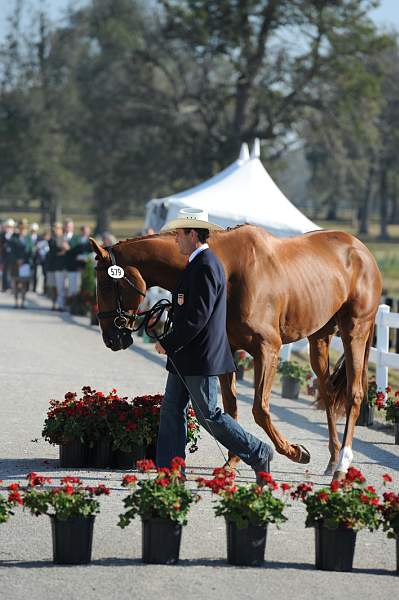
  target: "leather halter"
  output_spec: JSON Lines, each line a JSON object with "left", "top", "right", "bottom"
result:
{"left": 96, "top": 247, "right": 146, "bottom": 330}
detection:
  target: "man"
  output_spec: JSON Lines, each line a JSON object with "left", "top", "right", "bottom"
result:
{"left": 63, "top": 219, "right": 81, "bottom": 306}
{"left": 29, "top": 222, "right": 41, "bottom": 293}
{"left": 0, "top": 218, "right": 16, "bottom": 291}
{"left": 155, "top": 207, "right": 273, "bottom": 481}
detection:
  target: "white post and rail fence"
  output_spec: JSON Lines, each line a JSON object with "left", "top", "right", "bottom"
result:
{"left": 280, "top": 304, "right": 399, "bottom": 394}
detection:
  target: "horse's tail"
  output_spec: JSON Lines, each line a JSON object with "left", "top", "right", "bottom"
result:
{"left": 315, "top": 323, "right": 375, "bottom": 416}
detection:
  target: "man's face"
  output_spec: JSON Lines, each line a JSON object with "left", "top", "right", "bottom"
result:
{"left": 64, "top": 221, "right": 74, "bottom": 234}
{"left": 175, "top": 228, "right": 197, "bottom": 256}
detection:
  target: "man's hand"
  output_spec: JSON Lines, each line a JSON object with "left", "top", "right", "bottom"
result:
{"left": 155, "top": 341, "right": 167, "bottom": 355}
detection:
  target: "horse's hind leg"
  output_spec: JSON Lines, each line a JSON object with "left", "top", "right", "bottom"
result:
{"left": 219, "top": 372, "right": 241, "bottom": 469}
{"left": 308, "top": 335, "right": 340, "bottom": 475}
{"left": 333, "top": 316, "right": 374, "bottom": 480}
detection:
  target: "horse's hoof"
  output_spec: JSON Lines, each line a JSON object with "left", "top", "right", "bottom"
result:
{"left": 224, "top": 455, "right": 240, "bottom": 470}
{"left": 292, "top": 444, "right": 311, "bottom": 464}
{"left": 332, "top": 470, "right": 346, "bottom": 481}
{"left": 324, "top": 462, "right": 337, "bottom": 476}
{"left": 222, "top": 461, "right": 236, "bottom": 473}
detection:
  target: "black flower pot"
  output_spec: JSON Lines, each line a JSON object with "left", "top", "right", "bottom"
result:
{"left": 236, "top": 365, "right": 245, "bottom": 381}
{"left": 112, "top": 445, "right": 146, "bottom": 469}
{"left": 87, "top": 437, "right": 113, "bottom": 468}
{"left": 315, "top": 522, "right": 357, "bottom": 571}
{"left": 59, "top": 440, "right": 88, "bottom": 468}
{"left": 145, "top": 443, "right": 157, "bottom": 462}
{"left": 356, "top": 400, "right": 374, "bottom": 427}
{"left": 226, "top": 520, "right": 267, "bottom": 566}
{"left": 142, "top": 518, "right": 182, "bottom": 564}
{"left": 50, "top": 515, "right": 95, "bottom": 564}
{"left": 394, "top": 416, "right": 399, "bottom": 445}
{"left": 281, "top": 377, "right": 300, "bottom": 400}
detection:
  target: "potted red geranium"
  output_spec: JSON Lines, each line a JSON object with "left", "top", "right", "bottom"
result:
{"left": 107, "top": 394, "right": 163, "bottom": 468}
{"left": 234, "top": 350, "right": 253, "bottom": 381}
{"left": 292, "top": 467, "right": 381, "bottom": 572}
{"left": 277, "top": 360, "right": 312, "bottom": 399}
{"left": 42, "top": 386, "right": 118, "bottom": 468}
{"left": 43, "top": 388, "right": 201, "bottom": 469}
{"left": 379, "top": 472, "right": 399, "bottom": 573}
{"left": 0, "top": 481, "right": 23, "bottom": 524}
{"left": 356, "top": 379, "right": 376, "bottom": 427}
{"left": 197, "top": 468, "right": 289, "bottom": 566}
{"left": 118, "top": 458, "right": 200, "bottom": 564}
{"left": 375, "top": 385, "right": 399, "bottom": 443}
{"left": 22, "top": 472, "right": 110, "bottom": 564}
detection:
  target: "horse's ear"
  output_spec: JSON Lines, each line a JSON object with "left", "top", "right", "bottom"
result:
{"left": 89, "top": 237, "right": 108, "bottom": 260}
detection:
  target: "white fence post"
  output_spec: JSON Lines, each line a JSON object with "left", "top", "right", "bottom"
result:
{"left": 280, "top": 343, "right": 292, "bottom": 362}
{"left": 375, "top": 304, "right": 390, "bottom": 395}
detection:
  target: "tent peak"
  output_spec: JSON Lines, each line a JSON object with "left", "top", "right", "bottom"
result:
{"left": 251, "top": 138, "right": 261, "bottom": 159}
{"left": 238, "top": 142, "right": 250, "bottom": 163}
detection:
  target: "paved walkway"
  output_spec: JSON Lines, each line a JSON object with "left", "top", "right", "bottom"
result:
{"left": 0, "top": 291, "right": 398, "bottom": 599}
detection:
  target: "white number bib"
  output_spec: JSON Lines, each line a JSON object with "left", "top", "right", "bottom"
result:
{"left": 107, "top": 265, "right": 124, "bottom": 279}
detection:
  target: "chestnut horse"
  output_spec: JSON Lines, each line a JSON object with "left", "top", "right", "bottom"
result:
{"left": 90, "top": 225, "right": 382, "bottom": 479}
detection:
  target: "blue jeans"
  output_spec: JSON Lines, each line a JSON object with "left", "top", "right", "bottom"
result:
{"left": 156, "top": 372, "right": 273, "bottom": 471}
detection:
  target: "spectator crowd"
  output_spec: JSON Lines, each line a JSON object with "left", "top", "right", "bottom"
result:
{"left": 0, "top": 217, "right": 96, "bottom": 310}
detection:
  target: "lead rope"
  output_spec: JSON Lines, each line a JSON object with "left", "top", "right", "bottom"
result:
{"left": 134, "top": 300, "right": 229, "bottom": 467}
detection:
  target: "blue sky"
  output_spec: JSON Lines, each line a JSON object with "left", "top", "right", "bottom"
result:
{"left": 0, "top": 0, "right": 398, "bottom": 43}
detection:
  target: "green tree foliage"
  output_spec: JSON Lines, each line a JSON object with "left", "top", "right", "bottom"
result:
{"left": 0, "top": 0, "right": 397, "bottom": 234}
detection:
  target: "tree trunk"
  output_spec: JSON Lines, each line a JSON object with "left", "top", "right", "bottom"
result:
{"left": 358, "top": 164, "right": 374, "bottom": 235}
{"left": 50, "top": 199, "right": 62, "bottom": 226}
{"left": 95, "top": 203, "right": 111, "bottom": 236}
{"left": 389, "top": 184, "right": 399, "bottom": 224}
{"left": 379, "top": 166, "right": 390, "bottom": 240}
{"left": 326, "top": 201, "right": 337, "bottom": 221}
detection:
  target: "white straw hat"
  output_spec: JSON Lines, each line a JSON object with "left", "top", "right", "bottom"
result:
{"left": 160, "top": 208, "right": 224, "bottom": 232}
{"left": 4, "top": 218, "right": 15, "bottom": 227}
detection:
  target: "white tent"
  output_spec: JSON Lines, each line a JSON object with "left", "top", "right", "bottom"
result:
{"left": 144, "top": 141, "right": 320, "bottom": 237}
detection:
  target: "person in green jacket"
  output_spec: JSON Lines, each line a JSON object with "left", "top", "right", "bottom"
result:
{"left": 9, "top": 218, "right": 34, "bottom": 308}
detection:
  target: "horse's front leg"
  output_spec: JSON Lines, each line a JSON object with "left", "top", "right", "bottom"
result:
{"left": 252, "top": 340, "right": 311, "bottom": 464}
{"left": 219, "top": 372, "right": 241, "bottom": 470}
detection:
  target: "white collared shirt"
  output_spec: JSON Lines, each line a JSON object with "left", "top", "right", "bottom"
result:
{"left": 188, "top": 243, "right": 209, "bottom": 263}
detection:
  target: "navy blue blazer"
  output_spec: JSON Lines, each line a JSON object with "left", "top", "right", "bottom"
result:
{"left": 161, "top": 248, "right": 236, "bottom": 376}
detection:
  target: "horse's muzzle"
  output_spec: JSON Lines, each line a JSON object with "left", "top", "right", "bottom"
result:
{"left": 103, "top": 328, "right": 133, "bottom": 351}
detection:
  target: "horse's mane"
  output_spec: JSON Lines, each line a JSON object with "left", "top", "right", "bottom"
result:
{"left": 113, "top": 223, "right": 252, "bottom": 248}
{"left": 113, "top": 231, "right": 175, "bottom": 247}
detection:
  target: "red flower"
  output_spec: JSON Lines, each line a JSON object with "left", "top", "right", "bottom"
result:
{"left": 291, "top": 482, "right": 313, "bottom": 500}
{"left": 257, "top": 472, "right": 278, "bottom": 490}
{"left": 26, "top": 472, "right": 51, "bottom": 487}
{"left": 317, "top": 491, "right": 330, "bottom": 503}
{"left": 94, "top": 484, "right": 110, "bottom": 496}
{"left": 8, "top": 491, "right": 23, "bottom": 505}
{"left": 7, "top": 483, "right": 20, "bottom": 492}
{"left": 281, "top": 483, "right": 291, "bottom": 492}
{"left": 122, "top": 475, "right": 137, "bottom": 486}
{"left": 383, "top": 473, "right": 393, "bottom": 483}
{"left": 96, "top": 391, "right": 105, "bottom": 397}
{"left": 64, "top": 484, "right": 75, "bottom": 495}
{"left": 61, "top": 476, "right": 81, "bottom": 485}
{"left": 155, "top": 477, "right": 170, "bottom": 487}
{"left": 171, "top": 457, "right": 186, "bottom": 471}
{"left": 345, "top": 467, "right": 365, "bottom": 484}
{"left": 386, "top": 386, "right": 392, "bottom": 393}
{"left": 330, "top": 480, "right": 341, "bottom": 492}
{"left": 136, "top": 459, "right": 155, "bottom": 472}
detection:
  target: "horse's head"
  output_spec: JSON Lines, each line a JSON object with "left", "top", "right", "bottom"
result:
{"left": 90, "top": 238, "right": 146, "bottom": 351}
